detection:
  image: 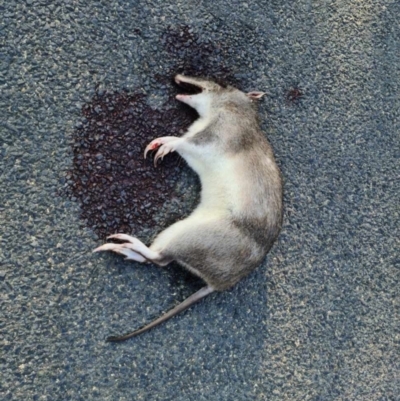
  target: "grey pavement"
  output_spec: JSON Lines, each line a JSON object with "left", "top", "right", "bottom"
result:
{"left": 1, "top": 1, "right": 399, "bottom": 400}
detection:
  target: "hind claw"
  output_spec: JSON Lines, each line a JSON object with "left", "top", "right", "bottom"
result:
{"left": 93, "top": 233, "right": 161, "bottom": 262}
{"left": 93, "top": 243, "right": 121, "bottom": 253}
{"left": 93, "top": 243, "right": 147, "bottom": 262}
{"left": 107, "top": 233, "right": 137, "bottom": 243}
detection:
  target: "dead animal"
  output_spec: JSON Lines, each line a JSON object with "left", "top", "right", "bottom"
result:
{"left": 94, "top": 74, "right": 283, "bottom": 341}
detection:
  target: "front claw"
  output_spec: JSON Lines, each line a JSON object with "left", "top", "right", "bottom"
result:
{"left": 144, "top": 136, "right": 182, "bottom": 165}
{"left": 154, "top": 144, "right": 174, "bottom": 166}
{"left": 144, "top": 140, "right": 161, "bottom": 159}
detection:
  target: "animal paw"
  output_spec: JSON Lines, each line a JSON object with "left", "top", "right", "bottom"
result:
{"left": 92, "top": 242, "right": 147, "bottom": 262}
{"left": 93, "top": 233, "right": 161, "bottom": 262}
{"left": 144, "top": 136, "right": 181, "bottom": 166}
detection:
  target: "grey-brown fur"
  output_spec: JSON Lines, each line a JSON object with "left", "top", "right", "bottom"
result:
{"left": 94, "top": 74, "right": 283, "bottom": 340}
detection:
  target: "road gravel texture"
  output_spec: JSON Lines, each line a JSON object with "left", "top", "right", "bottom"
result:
{"left": 1, "top": 1, "right": 399, "bottom": 400}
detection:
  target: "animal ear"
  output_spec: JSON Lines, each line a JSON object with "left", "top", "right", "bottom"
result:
{"left": 246, "top": 91, "right": 266, "bottom": 100}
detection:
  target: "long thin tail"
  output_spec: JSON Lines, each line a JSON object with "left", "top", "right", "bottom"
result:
{"left": 106, "top": 286, "right": 214, "bottom": 342}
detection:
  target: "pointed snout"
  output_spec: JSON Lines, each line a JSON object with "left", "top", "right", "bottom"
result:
{"left": 176, "top": 94, "right": 190, "bottom": 101}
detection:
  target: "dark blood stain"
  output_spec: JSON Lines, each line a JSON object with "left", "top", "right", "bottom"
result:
{"left": 286, "top": 87, "right": 304, "bottom": 104}
{"left": 162, "top": 25, "right": 241, "bottom": 88}
{"left": 64, "top": 25, "right": 243, "bottom": 247}
{"left": 64, "top": 90, "right": 197, "bottom": 241}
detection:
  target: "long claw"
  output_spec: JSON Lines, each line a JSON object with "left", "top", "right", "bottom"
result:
{"left": 93, "top": 243, "right": 122, "bottom": 253}
{"left": 93, "top": 243, "right": 147, "bottom": 262}
{"left": 144, "top": 140, "right": 162, "bottom": 159}
{"left": 107, "top": 234, "right": 136, "bottom": 243}
{"left": 144, "top": 137, "right": 181, "bottom": 166}
{"left": 144, "top": 145, "right": 152, "bottom": 159}
{"left": 93, "top": 234, "right": 161, "bottom": 262}
{"left": 154, "top": 153, "right": 163, "bottom": 167}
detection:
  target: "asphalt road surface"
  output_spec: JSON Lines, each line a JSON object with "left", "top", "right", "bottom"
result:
{"left": 1, "top": 0, "right": 398, "bottom": 400}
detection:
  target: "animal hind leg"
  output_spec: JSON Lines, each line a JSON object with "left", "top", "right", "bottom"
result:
{"left": 93, "top": 233, "right": 168, "bottom": 264}
{"left": 158, "top": 218, "right": 256, "bottom": 291}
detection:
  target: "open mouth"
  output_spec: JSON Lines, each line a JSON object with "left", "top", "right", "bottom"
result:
{"left": 175, "top": 76, "right": 203, "bottom": 95}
